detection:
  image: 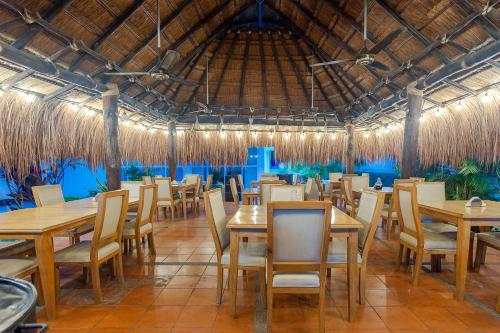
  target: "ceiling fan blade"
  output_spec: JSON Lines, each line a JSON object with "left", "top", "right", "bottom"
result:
{"left": 167, "top": 76, "right": 199, "bottom": 87}
{"left": 104, "top": 72, "right": 149, "bottom": 76}
{"left": 160, "top": 50, "right": 181, "bottom": 71}
{"left": 368, "top": 28, "right": 403, "bottom": 54}
{"left": 310, "top": 59, "right": 354, "bottom": 67}
{"left": 196, "top": 101, "right": 208, "bottom": 109}
{"left": 367, "top": 60, "right": 391, "bottom": 72}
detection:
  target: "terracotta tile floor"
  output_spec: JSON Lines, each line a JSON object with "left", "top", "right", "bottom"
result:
{"left": 37, "top": 203, "right": 500, "bottom": 333}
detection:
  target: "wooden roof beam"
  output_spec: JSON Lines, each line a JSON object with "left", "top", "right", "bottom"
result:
{"left": 43, "top": 83, "right": 76, "bottom": 101}
{"left": 68, "top": 0, "right": 147, "bottom": 71}
{"left": 269, "top": 31, "right": 292, "bottom": 111}
{"left": 454, "top": 0, "right": 499, "bottom": 40}
{"left": 258, "top": 32, "right": 268, "bottom": 108}
{"left": 239, "top": 31, "right": 251, "bottom": 106}
{"left": 213, "top": 34, "right": 238, "bottom": 104}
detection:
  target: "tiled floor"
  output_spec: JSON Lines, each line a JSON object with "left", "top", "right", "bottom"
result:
{"left": 37, "top": 203, "right": 500, "bottom": 333}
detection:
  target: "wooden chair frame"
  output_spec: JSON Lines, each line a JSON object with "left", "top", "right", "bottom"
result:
{"left": 229, "top": 177, "right": 240, "bottom": 209}
{"left": 315, "top": 174, "right": 325, "bottom": 200}
{"left": 266, "top": 201, "right": 332, "bottom": 333}
{"left": 394, "top": 184, "right": 457, "bottom": 285}
{"left": 205, "top": 174, "right": 214, "bottom": 191}
{"left": 155, "top": 177, "right": 180, "bottom": 222}
{"left": 185, "top": 175, "right": 201, "bottom": 215}
{"left": 327, "top": 190, "right": 385, "bottom": 304}
{"left": 55, "top": 190, "right": 129, "bottom": 302}
{"left": 259, "top": 180, "right": 286, "bottom": 205}
{"left": 203, "top": 188, "right": 266, "bottom": 305}
{"left": 123, "top": 184, "right": 157, "bottom": 264}
{"left": 142, "top": 176, "right": 153, "bottom": 184}
{"left": 341, "top": 177, "right": 356, "bottom": 217}
{"left": 382, "top": 179, "right": 419, "bottom": 240}
{"left": 269, "top": 185, "right": 305, "bottom": 201}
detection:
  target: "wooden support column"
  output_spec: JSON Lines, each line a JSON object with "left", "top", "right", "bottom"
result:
{"left": 345, "top": 123, "right": 355, "bottom": 174}
{"left": 167, "top": 121, "right": 177, "bottom": 180}
{"left": 102, "top": 84, "right": 121, "bottom": 191}
{"left": 401, "top": 83, "right": 423, "bottom": 178}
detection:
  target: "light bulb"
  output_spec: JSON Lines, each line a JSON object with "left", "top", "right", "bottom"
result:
{"left": 220, "top": 130, "right": 226, "bottom": 138}
{"left": 269, "top": 132, "right": 274, "bottom": 139}
{"left": 315, "top": 132, "right": 321, "bottom": 140}
{"left": 236, "top": 131, "right": 242, "bottom": 138}
{"left": 419, "top": 115, "right": 425, "bottom": 123}
{"left": 300, "top": 132, "right": 306, "bottom": 140}
{"left": 331, "top": 133, "right": 336, "bottom": 140}
{"left": 177, "top": 129, "right": 183, "bottom": 136}
{"left": 69, "top": 103, "right": 79, "bottom": 112}
{"left": 364, "top": 132, "right": 369, "bottom": 138}
{"left": 481, "top": 91, "right": 491, "bottom": 103}
{"left": 456, "top": 101, "right": 463, "bottom": 111}
{"left": 204, "top": 131, "right": 209, "bottom": 138}
{"left": 285, "top": 132, "right": 290, "bottom": 140}
{"left": 252, "top": 132, "right": 258, "bottom": 138}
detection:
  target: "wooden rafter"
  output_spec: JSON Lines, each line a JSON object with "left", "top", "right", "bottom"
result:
{"left": 213, "top": 34, "right": 238, "bottom": 104}
{"left": 269, "top": 31, "right": 291, "bottom": 110}
{"left": 278, "top": 31, "right": 309, "bottom": 104}
{"left": 259, "top": 32, "right": 268, "bottom": 107}
{"left": 239, "top": 32, "right": 251, "bottom": 106}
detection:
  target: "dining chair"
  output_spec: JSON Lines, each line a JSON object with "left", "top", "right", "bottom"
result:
{"left": 261, "top": 176, "right": 279, "bottom": 181}
{"left": 270, "top": 185, "right": 304, "bottom": 201}
{"left": 121, "top": 181, "right": 143, "bottom": 198}
{"left": 184, "top": 175, "right": 201, "bottom": 215}
{"left": 260, "top": 180, "right": 286, "bottom": 206}
{"left": 237, "top": 174, "right": 245, "bottom": 190}
{"left": 0, "top": 257, "right": 43, "bottom": 304}
{"left": 203, "top": 189, "right": 266, "bottom": 305}
{"left": 32, "top": 184, "right": 93, "bottom": 244}
{"left": 410, "top": 177, "right": 425, "bottom": 182}
{"left": 329, "top": 173, "right": 343, "bottom": 205}
{"left": 341, "top": 177, "right": 356, "bottom": 217}
{"left": 155, "top": 177, "right": 180, "bottom": 222}
{"left": 292, "top": 174, "right": 299, "bottom": 185}
{"left": 473, "top": 231, "right": 500, "bottom": 275}
{"left": 394, "top": 184, "right": 458, "bottom": 284}
{"left": 327, "top": 190, "right": 385, "bottom": 304}
{"left": 54, "top": 189, "right": 129, "bottom": 302}
{"left": 381, "top": 179, "right": 418, "bottom": 240}
{"left": 266, "top": 201, "right": 332, "bottom": 333}
{"left": 123, "top": 184, "right": 157, "bottom": 263}
{"left": 304, "top": 177, "right": 315, "bottom": 200}
{"left": 205, "top": 174, "right": 214, "bottom": 191}
{"left": 415, "top": 182, "right": 455, "bottom": 231}
{"left": 230, "top": 177, "right": 240, "bottom": 208}
{"left": 315, "top": 174, "right": 325, "bottom": 200}
{"left": 351, "top": 175, "right": 369, "bottom": 191}
{"left": 185, "top": 174, "right": 199, "bottom": 185}
{"left": 142, "top": 176, "right": 153, "bottom": 185}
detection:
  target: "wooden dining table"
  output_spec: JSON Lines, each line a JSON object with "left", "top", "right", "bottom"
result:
{"left": 0, "top": 195, "right": 138, "bottom": 320}
{"left": 226, "top": 205, "right": 363, "bottom": 321}
{"left": 171, "top": 182, "right": 196, "bottom": 219}
{"left": 418, "top": 200, "right": 500, "bottom": 300}
{"left": 242, "top": 188, "right": 259, "bottom": 205}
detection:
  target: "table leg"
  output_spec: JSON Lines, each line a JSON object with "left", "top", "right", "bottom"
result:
{"left": 35, "top": 234, "right": 57, "bottom": 320}
{"left": 242, "top": 194, "right": 248, "bottom": 205}
{"left": 347, "top": 231, "right": 358, "bottom": 322}
{"left": 182, "top": 188, "right": 187, "bottom": 220}
{"left": 455, "top": 220, "right": 470, "bottom": 300}
{"left": 229, "top": 230, "right": 240, "bottom": 317}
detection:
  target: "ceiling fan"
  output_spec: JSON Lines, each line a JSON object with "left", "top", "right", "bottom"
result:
{"left": 194, "top": 56, "right": 212, "bottom": 114}
{"left": 104, "top": 0, "right": 198, "bottom": 88}
{"left": 297, "top": 68, "right": 336, "bottom": 119}
{"left": 310, "top": 0, "right": 403, "bottom": 71}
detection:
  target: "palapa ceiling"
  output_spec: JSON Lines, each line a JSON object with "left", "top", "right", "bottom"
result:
{"left": 0, "top": 0, "right": 498, "bottom": 128}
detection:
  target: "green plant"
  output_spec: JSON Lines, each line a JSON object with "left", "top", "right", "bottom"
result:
{"left": 64, "top": 196, "right": 83, "bottom": 202}
{"left": 123, "top": 165, "right": 154, "bottom": 181}
{"left": 89, "top": 177, "right": 108, "bottom": 196}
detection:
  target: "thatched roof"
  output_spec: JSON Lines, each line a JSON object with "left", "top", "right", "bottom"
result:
{"left": 0, "top": 0, "right": 498, "bottom": 128}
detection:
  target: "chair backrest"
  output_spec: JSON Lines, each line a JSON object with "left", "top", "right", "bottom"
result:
{"left": 92, "top": 190, "right": 129, "bottom": 255}
{"left": 388, "top": 179, "right": 418, "bottom": 211}
{"left": 206, "top": 174, "right": 213, "bottom": 191}
{"left": 355, "top": 191, "right": 385, "bottom": 254}
{"left": 237, "top": 174, "right": 244, "bottom": 190}
{"left": 142, "top": 176, "right": 153, "bottom": 185}
{"left": 270, "top": 185, "right": 304, "bottom": 201}
{"left": 416, "top": 181, "right": 445, "bottom": 203}
{"left": 229, "top": 177, "right": 239, "bottom": 207}
{"left": 260, "top": 180, "right": 285, "bottom": 206}
{"left": 32, "top": 184, "right": 64, "bottom": 207}
{"left": 410, "top": 177, "right": 425, "bottom": 182}
{"left": 121, "top": 181, "right": 142, "bottom": 198}
{"left": 135, "top": 184, "right": 158, "bottom": 229}
{"left": 261, "top": 176, "right": 279, "bottom": 181}
{"left": 329, "top": 173, "right": 343, "bottom": 181}
{"left": 341, "top": 177, "right": 353, "bottom": 205}
{"left": 394, "top": 183, "right": 423, "bottom": 245}
{"left": 262, "top": 173, "right": 276, "bottom": 177}
{"left": 304, "top": 177, "right": 314, "bottom": 198}
{"left": 343, "top": 173, "right": 358, "bottom": 177}
{"left": 292, "top": 174, "right": 299, "bottom": 185}
{"left": 362, "top": 173, "right": 369, "bottom": 177}
{"left": 267, "top": 201, "right": 331, "bottom": 275}
{"left": 203, "top": 189, "right": 229, "bottom": 259}
{"left": 155, "top": 177, "right": 174, "bottom": 201}
{"left": 194, "top": 175, "right": 202, "bottom": 195}
{"left": 315, "top": 174, "right": 324, "bottom": 199}
{"left": 351, "top": 175, "right": 370, "bottom": 191}
{"left": 185, "top": 174, "right": 199, "bottom": 185}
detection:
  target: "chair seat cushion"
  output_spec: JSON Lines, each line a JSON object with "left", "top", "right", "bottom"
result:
{"left": 381, "top": 207, "right": 397, "bottom": 219}
{"left": 400, "top": 231, "right": 456, "bottom": 250}
{"left": 221, "top": 242, "right": 266, "bottom": 267}
{"left": 272, "top": 272, "right": 320, "bottom": 288}
{"left": 327, "top": 240, "right": 362, "bottom": 264}
{"left": 184, "top": 197, "right": 199, "bottom": 203}
{"left": 423, "top": 223, "right": 458, "bottom": 233}
{"left": 477, "top": 232, "right": 500, "bottom": 249}
{"left": 0, "top": 240, "right": 34, "bottom": 256}
{"left": 123, "top": 221, "right": 153, "bottom": 236}
{"left": 0, "top": 257, "right": 37, "bottom": 277}
{"left": 55, "top": 241, "right": 119, "bottom": 263}
{"left": 157, "top": 199, "right": 179, "bottom": 206}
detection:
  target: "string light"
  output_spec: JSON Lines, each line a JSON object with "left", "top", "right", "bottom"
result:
{"left": 284, "top": 132, "right": 290, "bottom": 140}
{"left": 204, "top": 131, "right": 209, "bottom": 138}
{"left": 315, "top": 132, "right": 321, "bottom": 140}
{"left": 269, "top": 132, "right": 274, "bottom": 139}
{"left": 236, "top": 131, "right": 242, "bottom": 139}
{"left": 455, "top": 100, "right": 463, "bottom": 111}
{"left": 331, "top": 132, "right": 336, "bottom": 140}
{"left": 481, "top": 91, "right": 491, "bottom": 103}
{"left": 220, "top": 130, "right": 226, "bottom": 138}
{"left": 68, "top": 103, "right": 79, "bottom": 112}
{"left": 300, "top": 132, "right": 306, "bottom": 140}
{"left": 419, "top": 115, "right": 425, "bottom": 123}
{"left": 363, "top": 132, "right": 370, "bottom": 138}
{"left": 252, "top": 131, "right": 258, "bottom": 138}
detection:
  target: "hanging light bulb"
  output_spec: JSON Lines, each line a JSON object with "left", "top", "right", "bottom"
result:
{"left": 285, "top": 132, "right": 290, "bottom": 140}
{"left": 220, "top": 129, "right": 226, "bottom": 138}
{"left": 331, "top": 132, "right": 336, "bottom": 140}
{"left": 269, "top": 131, "right": 274, "bottom": 139}
{"left": 204, "top": 131, "right": 209, "bottom": 138}
{"left": 363, "top": 132, "right": 370, "bottom": 138}
{"left": 300, "top": 132, "right": 306, "bottom": 140}
{"left": 419, "top": 115, "right": 425, "bottom": 123}
{"left": 455, "top": 100, "right": 463, "bottom": 111}
{"left": 315, "top": 132, "right": 322, "bottom": 140}
{"left": 252, "top": 131, "right": 258, "bottom": 138}
{"left": 236, "top": 131, "right": 242, "bottom": 139}
{"left": 481, "top": 91, "right": 491, "bottom": 103}
{"left": 177, "top": 129, "right": 184, "bottom": 136}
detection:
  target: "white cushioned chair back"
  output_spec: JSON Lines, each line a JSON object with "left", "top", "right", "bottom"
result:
{"left": 342, "top": 178, "right": 352, "bottom": 203}
{"left": 261, "top": 176, "right": 279, "bottom": 181}
{"left": 208, "top": 190, "right": 229, "bottom": 249}
{"left": 206, "top": 174, "right": 213, "bottom": 190}
{"left": 100, "top": 194, "right": 125, "bottom": 239}
{"left": 32, "top": 185, "right": 64, "bottom": 207}
{"left": 140, "top": 186, "right": 155, "bottom": 222}
{"left": 329, "top": 173, "right": 342, "bottom": 181}
{"left": 230, "top": 178, "right": 239, "bottom": 203}
{"left": 237, "top": 174, "right": 244, "bottom": 190}
{"left": 398, "top": 188, "right": 417, "bottom": 234}
{"left": 272, "top": 209, "right": 326, "bottom": 262}
{"left": 416, "top": 182, "right": 445, "bottom": 203}
{"left": 351, "top": 176, "right": 369, "bottom": 191}
{"left": 270, "top": 185, "right": 304, "bottom": 201}
{"left": 309, "top": 178, "right": 320, "bottom": 200}
{"left": 261, "top": 183, "right": 282, "bottom": 206}
{"left": 156, "top": 178, "right": 172, "bottom": 200}
{"left": 143, "top": 176, "right": 153, "bottom": 185}
{"left": 305, "top": 178, "right": 314, "bottom": 195}
{"left": 292, "top": 174, "right": 299, "bottom": 185}
{"left": 356, "top": 191, "right": 379, "bottom": 249}
{"left": 121, "top": 181, "right": 142, "bottom": 198}
{"left": 185, "top": 174, "right": 198, "bottom": 185}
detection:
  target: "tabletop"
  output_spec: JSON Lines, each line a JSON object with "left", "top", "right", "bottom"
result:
{"left": 227, "top": 205, "right": 363, "bottom": 230}
{"left": 353, "top": 187, "right": 393, "bottom": 194}
{"left": 419, "top": 200, "right": 500, "bottom": 219}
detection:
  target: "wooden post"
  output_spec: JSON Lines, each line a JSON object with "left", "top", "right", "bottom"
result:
{"left": 102, "top": 84, "right": 121, "bottom": 191}
{"left": 345, "top": 123, "right": 355, "bottom": 174}
{"left": 167, "top": 121, "right": 177, "bottom": 180}
{"left": 401, "top": 83, "right": 423, "bottom": 178}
